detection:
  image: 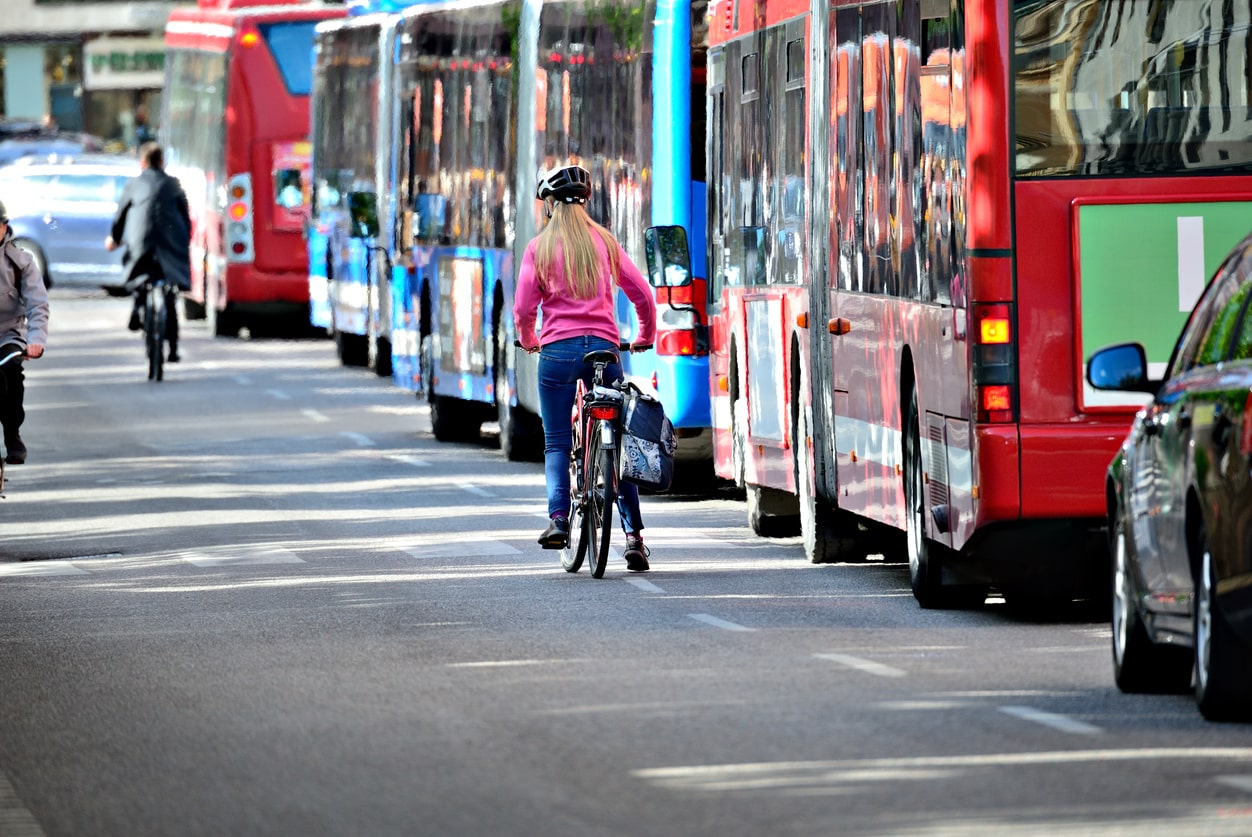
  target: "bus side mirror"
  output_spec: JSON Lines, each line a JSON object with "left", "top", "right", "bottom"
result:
{"left": 644, "top": 225, "right": 692, "bottom": 287}
{"left": 348, "top": 191, "right": 379, "bottom": 239}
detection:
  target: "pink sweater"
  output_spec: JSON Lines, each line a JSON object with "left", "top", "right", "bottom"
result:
{"left": 513, "top": 234, "right": 657, "bottom": 349}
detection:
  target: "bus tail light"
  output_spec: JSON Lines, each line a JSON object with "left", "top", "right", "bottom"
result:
{"left": 654, "top": 281, "right": 708, "bottom": 356}
{"left": 973, "top": 303, "right": 1017, "bottom": 423}
{"left": 225, "top": 173, "right": 254, "bottom": 263}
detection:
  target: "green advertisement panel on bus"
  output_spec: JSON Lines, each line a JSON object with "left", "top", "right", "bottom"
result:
{"left": 1078, "top": 201, "right": 1252, "bottom": 370}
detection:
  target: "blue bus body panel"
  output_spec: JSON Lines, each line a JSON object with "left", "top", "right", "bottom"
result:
{"left": 308, "top": 223, "right": 332, "bottom": 329}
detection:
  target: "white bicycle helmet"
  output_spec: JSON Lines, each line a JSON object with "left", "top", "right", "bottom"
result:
{"left": 536, "top": 164, "right": 591, "bottom": 204}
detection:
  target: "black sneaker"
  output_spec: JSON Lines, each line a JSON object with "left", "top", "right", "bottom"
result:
{"left": 167, "top": 349, "right": 181, "bottom": 363}
{"left": 4, "top": 433, "right": 26, "bottom": 465}
{"left": 128, "top": 309, "right": 142, "bottom": 332}
{"left": 538, "top": 516, "right": 570, "bottom": 549}
{"left": 624, "top": 535, "right": 650, "bottom": 572}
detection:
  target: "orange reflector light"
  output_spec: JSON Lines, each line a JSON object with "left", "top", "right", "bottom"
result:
{"left": 241, "top": 32, "right": 259, "bottom": 48}
{"left": 981, "top": 385, "right": 1012, "bottom": 412}
{"left": 228, "top": 202, "right": 248, "bottom": 221}
{"left": 980, "top": 317, "right": 1010, "bottom": 344}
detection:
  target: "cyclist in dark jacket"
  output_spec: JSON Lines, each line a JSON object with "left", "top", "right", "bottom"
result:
{"left": 0, "top": 199, "right": 49, "bottom": 464}
{"left": 105, "top": 142, "right": 191, "bottom": 363}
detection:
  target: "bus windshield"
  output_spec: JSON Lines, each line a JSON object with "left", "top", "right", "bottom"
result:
{"left": 1014, "top": 0, "right": 1252, "bottom": 177}
{"left": 259, "top": 21, "right": 320, "bottom": 95}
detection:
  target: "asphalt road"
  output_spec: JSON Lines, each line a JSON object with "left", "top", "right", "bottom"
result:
{"left": 2, "top": 292, "right": 1251, "bottom": 836}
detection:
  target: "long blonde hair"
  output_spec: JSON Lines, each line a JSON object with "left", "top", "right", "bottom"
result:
{"left": 533, "top": 202, "right": 620, "bottom": 300}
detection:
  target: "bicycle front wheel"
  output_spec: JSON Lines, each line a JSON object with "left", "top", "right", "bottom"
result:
{"left": 146, "top": 286, "right": 166, "bottom": 381}
{"left": 586, "top": 425, "right": 616, "bottom": 579}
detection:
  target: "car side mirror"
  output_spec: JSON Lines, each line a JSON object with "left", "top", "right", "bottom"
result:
{"left": 1087, "top": 342, "right": 1153, "bottom": 393}
{"left": 348, "top": 191, "right": 379, "bottom": 239}
{"left": 644, "top": 225, "right": 692, "bottom": 287}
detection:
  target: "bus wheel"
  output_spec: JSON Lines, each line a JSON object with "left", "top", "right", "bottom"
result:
{"left": 337, "top": 331, "right": 368, "bottom": 367}
{"left": 370, "top": 334, "right": 393, "bottom": 378}
{"left": 495, "top": 321, "right": 540, "bottom": 462}
{"left": 797, "top": 400, "right": 866, "bottom": 563}
{"left": 905, "top": 388, "right": 983, "bottom": 609}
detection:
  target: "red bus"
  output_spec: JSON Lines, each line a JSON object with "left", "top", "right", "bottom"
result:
{"left": 162, "top": 0, "right": 346, "bottom": 336}
{"left": 706, "top": 0, "right": 1252, "bottom": 609}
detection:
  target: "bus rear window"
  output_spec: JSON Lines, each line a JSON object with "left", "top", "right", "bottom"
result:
{"left": 258, "top": 21, "right": 319, "bottom": 96}
{"left": 1014, "top": 0, "right": 1252, "bottom": 178}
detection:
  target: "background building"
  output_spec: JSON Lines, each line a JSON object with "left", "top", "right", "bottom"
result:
{"left": 1, "top": 0, "right": 186, "bottom": 148}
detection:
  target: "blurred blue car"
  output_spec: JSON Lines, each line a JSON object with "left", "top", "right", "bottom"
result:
{"left": 0, "top": 154, "right": 139, "bottom": 291}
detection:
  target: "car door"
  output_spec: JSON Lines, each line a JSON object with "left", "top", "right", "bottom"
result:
{"left": 1142, "top": 253, "right": 1248, "bottom": 594}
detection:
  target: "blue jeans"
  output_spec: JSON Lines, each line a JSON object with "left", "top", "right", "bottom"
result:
{"left": 538, "top": 335, "right": 643, "bottom": 535}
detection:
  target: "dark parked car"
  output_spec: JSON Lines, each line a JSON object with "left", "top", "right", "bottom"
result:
{"left": 1088, "top": 228, "right": 1252, "bottom": 721}
{"left": 0, "top": 155, "right": 140, "bottom": 291}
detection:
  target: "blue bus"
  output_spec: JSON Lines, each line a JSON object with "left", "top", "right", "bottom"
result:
{"left": 309, "top": 0, "right": 439, "bottom": 375}
{"left": 383, "top": 0, "right": 711, "bottom": 473}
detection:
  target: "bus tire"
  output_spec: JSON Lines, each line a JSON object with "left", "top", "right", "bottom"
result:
{"left": 370, "top": 335, "right": 393, "bottom": 378}
{"left": 337, "top": 331, "right": 368, "bottom": 367}
{"left": 495, "top": 321, "right": 540, "bottom": 462}
{"left": 797, "top": 399, "right": 867, "bottom": 563}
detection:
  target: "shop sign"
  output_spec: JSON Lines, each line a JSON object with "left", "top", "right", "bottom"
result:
{"left": 84, "top": 38, "right": 166, "bottom": 90}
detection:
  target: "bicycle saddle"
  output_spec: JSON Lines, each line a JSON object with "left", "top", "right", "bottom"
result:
{"left": 582, "top": 349, "right": 619, "bottom": 365}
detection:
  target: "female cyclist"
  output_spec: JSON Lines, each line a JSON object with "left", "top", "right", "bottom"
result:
{"left": 513, "top": 164, "right": 657, "bottom": 572}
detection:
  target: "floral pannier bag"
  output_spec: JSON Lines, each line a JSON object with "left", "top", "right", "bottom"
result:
{"left": 618, "top": 382, "right": 677, "bottom": 491}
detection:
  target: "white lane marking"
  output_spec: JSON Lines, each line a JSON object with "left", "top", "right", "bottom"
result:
{"left": 448, "top": 659, "right": 589, "bottom": 668}
{"left": 302, "top": 409, "right": 330, "bottom": 423}
{"left": 1178, "top": 215, "right": 1206, "bottom": 312}
{"left": 266, "top": 389, "right": 291, "bottom": 400}
{"left": 181, "top": 547, "right": 305, "bottom": 567}
{"left": 0, "top": 770, "right": 45, "bottom": 835}
{"left": 689, "top": 613, "right": 754, "bottom": 632}
{"left": 462, "top": 484, "right": 494, "bottom": 498}
{"left": 999, "top": 705, "right": 1101, "bottom": 735}
{"left": 0, "top": 562, "right": 89, "bottom": 576}
{"left": 341, "top": 432, "right": 374, "bottom": 447}
{"left": 815, "top": 653, "right": 908, "bottom": 678}
{"left": 233, "top": 375, "right": 251, "bottom": 385}
{"left": 1216, "top": 775, "right": 1252, "bottom": 794}
{"left": 626, "top": 578, "right": 665, "bottom": 593}
{"left": 404, "top": 541, "right": 520, "bottom": 559}
{"left": 386, "top": 454, "right": 430, "bottom": 468}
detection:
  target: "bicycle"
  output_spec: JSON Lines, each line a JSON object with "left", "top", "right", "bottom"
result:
{"left": 141, "top": 277, "right": 171, "bottom": 381}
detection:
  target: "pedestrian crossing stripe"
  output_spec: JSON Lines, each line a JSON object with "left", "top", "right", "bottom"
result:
{"left": 180, "top": 547, "right": 305, "bottom": 567}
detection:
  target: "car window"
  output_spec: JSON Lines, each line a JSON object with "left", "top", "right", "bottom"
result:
{"left": 1169, "top": 241, "right": 1252, "bottom": 375}
{"left": 0, "top": 172, "right": 54, "bottom": 195}
{"left": 46, "top": 173, "right": 125, "bottom": 203}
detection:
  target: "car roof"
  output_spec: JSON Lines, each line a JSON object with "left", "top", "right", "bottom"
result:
{"left": 0, "top": 155, "right": 139, "bottom": 175}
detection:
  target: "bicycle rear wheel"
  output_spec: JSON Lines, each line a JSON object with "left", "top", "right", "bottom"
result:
{"left": 146, "top": 286, "right": 165, "bottom": 381}
{"left": 586, "top": 426, "right": 616, "bottom": 579}
{"left": 562, "top": 413, "right": 588, "bottom": 573}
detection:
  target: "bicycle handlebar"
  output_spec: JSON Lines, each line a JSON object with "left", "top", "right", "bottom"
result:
{"left": 0, "top": 350, "right": 26, "bottom": 367}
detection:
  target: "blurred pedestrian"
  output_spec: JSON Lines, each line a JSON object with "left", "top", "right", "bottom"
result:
{"left": 0, "top": 198, "right": 49, "bottom": 464}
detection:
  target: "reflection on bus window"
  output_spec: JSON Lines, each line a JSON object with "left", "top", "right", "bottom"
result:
{"left": 1015, "top": 0, "right": 1252, "bottom": 177}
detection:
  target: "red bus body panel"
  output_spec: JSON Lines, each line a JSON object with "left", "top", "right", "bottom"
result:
{"left": 164, "top": 1, "right": 346, "bottom": 317}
